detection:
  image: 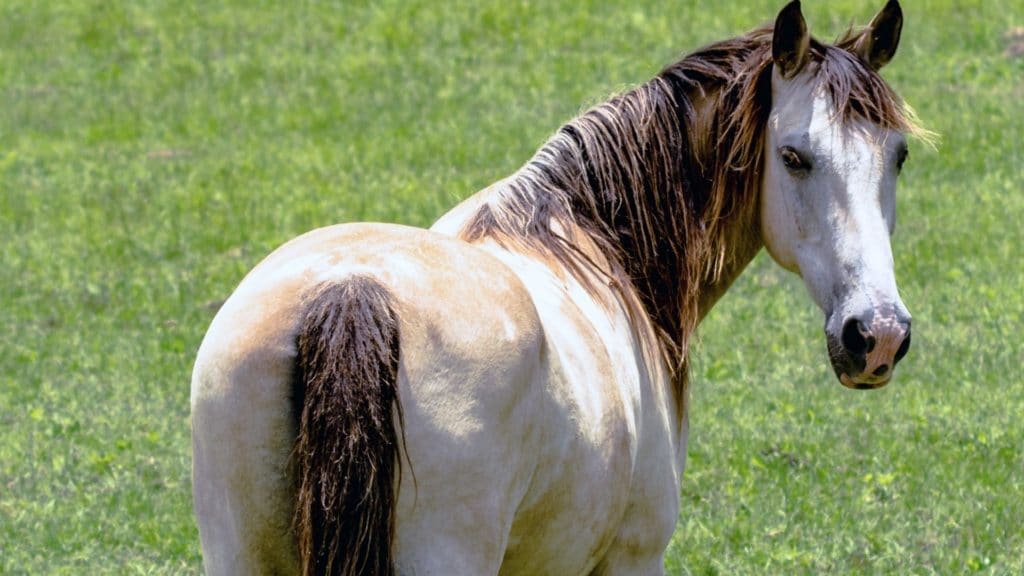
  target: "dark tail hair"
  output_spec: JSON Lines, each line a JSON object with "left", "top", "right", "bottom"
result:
{"left": 292, "top": 275, "right": 403, "bottom": 576}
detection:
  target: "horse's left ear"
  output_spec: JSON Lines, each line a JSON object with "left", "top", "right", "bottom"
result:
{"left": 772, "top": 0, "right": 810, "bottom": 79}
{"left": 854, "top": 0, "right": 903, "bottom": 70}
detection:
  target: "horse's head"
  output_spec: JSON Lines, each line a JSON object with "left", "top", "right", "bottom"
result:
{"left": 761, "top": 0, "right": 912, "bottom": 389}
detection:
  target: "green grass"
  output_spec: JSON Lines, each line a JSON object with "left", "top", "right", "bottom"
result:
{"left": 1, "top": 0, "right": 1021, "bottom": 573}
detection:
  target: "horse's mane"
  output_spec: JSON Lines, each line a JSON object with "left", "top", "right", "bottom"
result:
{"left": 458, "top": 25, "right": 922, "bottom": 395}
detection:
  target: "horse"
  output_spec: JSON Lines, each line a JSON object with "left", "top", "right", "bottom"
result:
{"left": 190, "top": 1, "right": 926, "bottom": 574}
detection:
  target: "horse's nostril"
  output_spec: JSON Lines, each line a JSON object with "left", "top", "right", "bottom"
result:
{"left": 893, "top": 328, "right": 911, "bottom": 365}
{"left": 841, "top": 318, "right": 869, "bottom": 357}
{"left": 864, "top": 334, "right": 876, "bottom": 354}
{"left": 873, "top": 364, "right": 889, "bottom": 377}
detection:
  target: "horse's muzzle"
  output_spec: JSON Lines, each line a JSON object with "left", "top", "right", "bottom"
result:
{"left": 826, "top": 311, "right": 911, "bottom": 389}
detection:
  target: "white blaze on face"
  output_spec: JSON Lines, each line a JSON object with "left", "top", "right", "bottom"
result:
{"left": 761, "top": 64, "right": 911, "bottom": 386}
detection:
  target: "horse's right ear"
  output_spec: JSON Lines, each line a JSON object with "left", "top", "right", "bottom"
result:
{"left": 852, "top": 0, "right": 903, "bottom": 70}
{"left": 772, "top": 0, "right": 810, "bottom": 79}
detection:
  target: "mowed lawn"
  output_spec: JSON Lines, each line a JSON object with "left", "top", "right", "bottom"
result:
{"left": 1, "top": 0, "right": 1021, "bottom": 573}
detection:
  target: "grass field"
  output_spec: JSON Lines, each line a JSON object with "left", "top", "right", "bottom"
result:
{"left": 1, "top": 0, "right": 1021, "bottom": 573}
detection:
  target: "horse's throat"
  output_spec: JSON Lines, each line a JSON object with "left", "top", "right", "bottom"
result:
{"left": 696, "top": 221, "right": 765, "bottom": 322}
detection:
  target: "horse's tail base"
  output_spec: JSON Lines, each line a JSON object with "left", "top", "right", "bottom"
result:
{"left": 292, "top": 275, "right": 402, "bottom": 576}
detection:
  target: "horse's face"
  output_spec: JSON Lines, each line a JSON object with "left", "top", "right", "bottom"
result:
{"left": 761, "top": 0, "right": 911, "bottom": 389}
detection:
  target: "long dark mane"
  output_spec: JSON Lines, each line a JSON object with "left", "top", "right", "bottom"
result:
{"left": 459, "top": 25, "right": 920, "bottom": 397}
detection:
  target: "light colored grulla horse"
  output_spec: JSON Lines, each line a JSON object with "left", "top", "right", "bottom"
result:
{"left": 191, "top": 1, "right": 928, "bottom": 574}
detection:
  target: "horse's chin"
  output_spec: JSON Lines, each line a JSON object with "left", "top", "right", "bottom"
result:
{"left": 839, "top": 372, "right": 891, "bottom": 390}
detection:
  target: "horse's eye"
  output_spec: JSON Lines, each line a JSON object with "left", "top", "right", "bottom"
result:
{"left": 896, "top": 146, "right": 909, "bottom": 172}
{"left": 780, "top": 146, "right": 810, "bottom": 174}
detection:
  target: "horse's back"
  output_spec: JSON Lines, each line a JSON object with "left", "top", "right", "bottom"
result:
{"left": 191, "top": 222, "right": 548, "bottom": 575}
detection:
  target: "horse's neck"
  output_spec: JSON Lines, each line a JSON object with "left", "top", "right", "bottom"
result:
{"left": 434, "top": 172, "right": 765, "bottom": 321}
{"left": 696, "top": 221, "right": 764, "bottom": 322}
{"left": 688, "top": 85, "right": 765, "bottom": 323}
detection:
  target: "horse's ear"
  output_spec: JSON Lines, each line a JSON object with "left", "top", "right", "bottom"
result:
{"left": 854, "top": 0, "right": 903, "bottom": 70}
{"left": 772, "top": 0, "right": 810, "bottom": 79}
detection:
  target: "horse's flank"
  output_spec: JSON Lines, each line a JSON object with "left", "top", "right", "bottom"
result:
{"left": 454, "top": 25, "right": 922, "bottom": 400}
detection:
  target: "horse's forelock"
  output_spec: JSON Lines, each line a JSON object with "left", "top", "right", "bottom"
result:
{"left": 814, "top": 37, "right": 917, "bottom": 134}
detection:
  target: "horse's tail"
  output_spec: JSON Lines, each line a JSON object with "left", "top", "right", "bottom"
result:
{"left": 292, "top": 275, "right": 403, "bottom": 576}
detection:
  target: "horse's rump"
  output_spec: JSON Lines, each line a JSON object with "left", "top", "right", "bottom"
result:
{"left": 192, "top": 223, "right": 554, "bottom": 575}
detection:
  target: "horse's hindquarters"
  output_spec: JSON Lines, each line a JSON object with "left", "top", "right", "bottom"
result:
{"left": 190, "top": 223, "right": 550, "bottom": 575}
